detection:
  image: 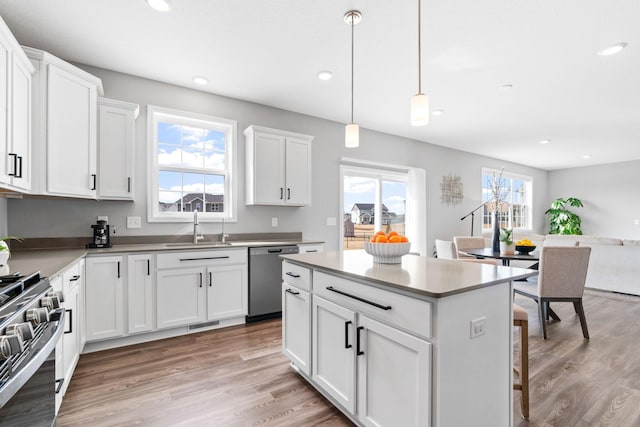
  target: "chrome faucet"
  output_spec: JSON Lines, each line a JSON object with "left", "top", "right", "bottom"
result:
{"left": 220, "top": 218, "right": 229, "bottom": 243}
{"left": 193, "top": 210, "right": 204, "bottom": 244}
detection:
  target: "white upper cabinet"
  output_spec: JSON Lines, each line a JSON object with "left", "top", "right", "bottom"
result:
{"left": 97, "top": 97, "right": 138, "bottom": 200}
{"left": 24, "top": 46, "right": 103, "bottom": 198}
{"left": 0, "top": 17, "right": 34, "bottom": 192}
{"left": 244, "top": 125, "right": 313, "bottom": 206}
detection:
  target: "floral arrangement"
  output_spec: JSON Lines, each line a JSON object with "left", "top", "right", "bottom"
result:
{"left": 487, "top": 168, "right": 509, "bottom": 212}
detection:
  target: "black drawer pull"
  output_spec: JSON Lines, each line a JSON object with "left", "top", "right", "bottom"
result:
{"left": 55, "top": 378, "right": 65, "bottom": 394}
{"left": 69, "top": 275, "right": 80, "bottom": 281}
{"left": 267, "top": 249, "right": 283, "bottom": 253}
{"left": 285, "top": 288, "right": 300, "bottom": 296}
{"left": 180, "top": 256, "right": 230, "bottom": 261}
{"left": 345, "top": 320, "right": 352, "bottom": 349}
{"left": 326, "top": 286, "right": 392, "bottom": 311}
{"left": 64, "top": 309, "right": 73, "bottom": 334}
{"left": 306, "top": 250, "right": 318, "bottom": 253}
{"left": 356, "top": 326, "right": 365, "bottom": 356}
{"left": 285, "top": 272, "right": 300, "bottom": 278}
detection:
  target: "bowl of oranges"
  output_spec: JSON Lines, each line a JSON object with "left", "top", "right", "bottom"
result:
{"left": 515, "top": 239, "right": 536, "bottom": 254}
{"left": 364, "top": 231, "right": 411, "bottom": 264}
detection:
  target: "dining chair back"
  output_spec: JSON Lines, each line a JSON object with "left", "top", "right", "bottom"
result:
{"left": 514, "top": 246, "right": 591, "bottom": 339}
{"left": 453, "top": 236, "right": 486, "bottom": 259}
{"left": 435, "top": 239, "right": 457, "bottom": 259}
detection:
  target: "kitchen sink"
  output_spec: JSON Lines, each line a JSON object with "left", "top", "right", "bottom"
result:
{"left": 163, "top": 242, "right": 232, "bottom": 248}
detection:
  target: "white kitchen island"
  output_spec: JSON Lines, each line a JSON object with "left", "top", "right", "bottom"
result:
{"left": 280, "top": 250, "right": 537, "bottom": 427}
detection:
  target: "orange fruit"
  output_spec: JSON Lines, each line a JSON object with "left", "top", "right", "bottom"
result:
{"left": 400, "top": 236, "right": 409, "bottom": 242}
{"left": 374, "top": 235, "right": 388, "bottom": 243}
{"left": 389, "top": 235, "right": 402, "bottom": 243}
{"left": 369, "top": 237, "right": 377, "bottom": 242}
{"left": 375, "top": 230, "right": 386, "bottom": 236}
{"left": 387, "top": 231, "right": 399, "bottom": 237}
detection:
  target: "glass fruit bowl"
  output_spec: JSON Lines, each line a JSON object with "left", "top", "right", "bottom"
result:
{"left": 364, "top": 242, "right": 411, "bottom": 264}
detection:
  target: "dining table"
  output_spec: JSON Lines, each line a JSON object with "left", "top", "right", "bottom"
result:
{"left": 461, "top": 248, "right": 539, "bottom": 267}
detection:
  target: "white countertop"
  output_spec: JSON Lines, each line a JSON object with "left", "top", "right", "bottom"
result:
{"left": 281, "top": 250, "right": 538, "bottom": 298}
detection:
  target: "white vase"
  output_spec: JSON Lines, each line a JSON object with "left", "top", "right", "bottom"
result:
{"left": 500, "top": 242, "right": 515, "bottom": 254}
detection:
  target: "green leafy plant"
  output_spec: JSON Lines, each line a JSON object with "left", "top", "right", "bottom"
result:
{"left": 545, "top": 197, "right": 584, "bottom": 235}
{"left": 0, "top": 236, "right": 22, "bottom": 252}
{"left": 499, "top": 228, "right": 513, "bottom": 245}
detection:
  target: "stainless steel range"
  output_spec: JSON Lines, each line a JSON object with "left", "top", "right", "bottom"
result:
{"left": 0, "top": 272, "right": 65, "bottom": 426}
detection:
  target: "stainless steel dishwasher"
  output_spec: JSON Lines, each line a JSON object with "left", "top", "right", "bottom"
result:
{"left": 247, "top": 245, "right": 299, "bottom": 322}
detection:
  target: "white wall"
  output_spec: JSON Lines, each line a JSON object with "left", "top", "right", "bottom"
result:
{"left": 7, "top": 65, "right": 549, "bottom": 253}
{"left": 547, "top": 160, "right": 640, "bottom": 239}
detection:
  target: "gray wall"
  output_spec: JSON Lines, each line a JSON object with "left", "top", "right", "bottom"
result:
{"left": 7, "top": 65, "right": 549, "bottom": 252}
{"left": 0, "top": 198, "right": 7, "bottom": 237}
{"left": 547, "top": 160, "right": 640, "bottom": 239}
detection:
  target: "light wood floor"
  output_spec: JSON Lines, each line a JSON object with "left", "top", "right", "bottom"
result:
{"left": 57, "top": 290, "right": 640, "bottom": 427}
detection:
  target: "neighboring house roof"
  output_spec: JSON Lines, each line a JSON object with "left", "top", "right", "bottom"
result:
{"left": 176, "top": 193, "right": 224, "bottom": 204}
{"left": 351, "top": 203, "right": 389, "bottom": 212}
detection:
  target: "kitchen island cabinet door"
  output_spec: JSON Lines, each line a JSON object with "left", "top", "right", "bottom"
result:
{"left": 357, "top": 315, "right": 431, "bottom": 427}
{"left": 85, "top": 256, "right": 124, "bottom": 341}
{"left": 206, "top": 264, "right": 247, "bottom": 321}
{"left": 128, "top": 254, "right": 154, "bottom": 334}
{"left": 312, "top": 296, "right": 356, "bottom": 414}
{"left": 156, "top": 267, "right": 206, "bottom": 329}
{"left": 282, "top": 283, "right": 311, "bottom": 375}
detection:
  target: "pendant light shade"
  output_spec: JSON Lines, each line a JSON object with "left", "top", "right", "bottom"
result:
{"left": 344, "top": 10, "right": 361, "bottom": 148}
{"left": 411, "top": 0, "right": 429, "bottom": 126}
{"left": 345, "top": 123, "right": 360, "bottom": 148}
{"left": 411, "top": 93, "right": 429, "bottom": 126}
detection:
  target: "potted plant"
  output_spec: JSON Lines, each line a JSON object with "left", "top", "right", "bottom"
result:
{"left": 545, "top": 197, "right": 584, "bottom": 235}
{"left": 0, "top": 237, "right": 21, "bottom": 267}
{"left": 499, "top": 228, "right": 515, "bottom": 254}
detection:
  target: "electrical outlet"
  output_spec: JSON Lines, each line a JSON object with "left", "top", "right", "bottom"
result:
{"left": 470, "top": 317, "right": 486, "bottom": 339}
{"left": 127, "top": 216, "right": 141, "bottom": 229}
{"left": 634, "top": 219, "right": 640, "bottom": 226}
{"left": 327, "top": 217, "right": 337, "bottom": 226}
{"left": 97, "top": 216, "right": 108, "bottom": 222}
{"left": 271, "top": 218, "right": 278, "bottom": 227}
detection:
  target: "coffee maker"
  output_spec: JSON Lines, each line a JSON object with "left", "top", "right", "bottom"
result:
{"left": 87, "top": 220, "right": 112, "bottom": 248}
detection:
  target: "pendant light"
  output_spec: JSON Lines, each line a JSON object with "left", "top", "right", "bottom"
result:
{"left": 411, "top": 0, "right": 429, "bottom": 126}
{"left": 344, "top": 10, "right": 361, "bottom": 148}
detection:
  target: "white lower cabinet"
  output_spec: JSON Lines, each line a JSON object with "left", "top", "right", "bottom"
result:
{"left": 127, "top": 254, "right": 154, "bottom": 334}
{"left": 85, "top": 256, "right": 124, "bottom": 341}
{"left": 282, "top": 263, "right": 433, "bottom": 427}
{"left": 156, "top": 266, "right": 206, "bottom": 329}
{"left": 282, "top": 282, "right": 311, "bottom": 375}
{"left": 207, "top": 265, "right": 247, "bottom": 321}
{"left": 312, "top": 296, "right": 357, "bottom": 413}
{"left": 356, "top": 315, "right": 431, "bottom": 427}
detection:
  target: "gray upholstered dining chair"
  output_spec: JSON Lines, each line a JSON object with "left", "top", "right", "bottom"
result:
{"left": 513, "top": 246, "right": 591, "bottom": 339}
{"left": 453, "top": 236, "right": 501, "bottom": 265}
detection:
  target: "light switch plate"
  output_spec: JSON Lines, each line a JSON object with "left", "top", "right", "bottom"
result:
{"left": 470, "top": 317, "right": 486, "bottom": 339}
{"left": 271, "top": 218, "right": 278, "bottom": 227}
{"left": 127, "top": 216, "right": 141, "bottom": 229}
{"left": 327, "top": 217, "right": 337, "bottom": 226}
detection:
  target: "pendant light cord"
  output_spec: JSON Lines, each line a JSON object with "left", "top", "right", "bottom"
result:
{"left": 417, "top": 0, "right": 422, "bottom": 94}
{"left": 351, "top": 14, "right": 355, "bottom": 123}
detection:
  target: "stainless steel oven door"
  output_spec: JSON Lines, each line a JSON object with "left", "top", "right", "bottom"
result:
{"left": 0, "top": 310, "right": 65, "bottom": 426}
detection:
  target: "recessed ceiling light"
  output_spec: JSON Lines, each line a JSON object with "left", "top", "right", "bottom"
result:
{"left": 499, "top": 84, "right": 513, "bottom": 91}
{"left": 193, "top": 76, "right": 208, "bottom": 85}
{"left": 539, "top": 139, "right": 551, "bottom": 144}
{"left": 146, "top": 0, "right": 171, "bottom": 12}
{"left": 598, "top": 42, "right": 628, "bottom": 56}
{"left": 432, "top": 109, "right": 444, "bottom": 116}
{"left": 583, "top": 154, "right": 593, "bottom": 159}
{"left": 317, "top": 71, "right": 333, "bottom": 81}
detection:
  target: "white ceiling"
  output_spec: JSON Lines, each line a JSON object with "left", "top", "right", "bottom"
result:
{"left": 1, "top": 0, "right": 638, "bottom": 171}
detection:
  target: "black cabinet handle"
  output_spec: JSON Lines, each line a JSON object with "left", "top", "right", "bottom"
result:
{"left": 287, "top": 188, "right": 291, "bottom": 200}
{"left": 16, "top": 156, "right": 23, "bottom": 178}
{"left": 326, "top": 286, "right": 392, "bottom": 311}
{"left": 91, "top": 174, "right": 97, "bottom": 190}
{"left": 285, "top": 272, "right": 300, "bottom": 278}
{"left": 8, "top": 153, "right": 17, "bottom": 176}
{"left": 280, "top": 187, "right": 283, "bottom": 199}
{"left": 199, "top": 272, "right": 203, "bottom": 288}
{"left": 69, "top": 275, "right": 80, "bottom": 282}
{"left": 127, "top": 177, "right": 131, "bottom": 193}
{"left": 117, "top": 261, "right": 120, "bottom": 278}
{"left": 267, "top": 249, "right": 283, "bottom": 253}
{"left": 55, "top": 378, "right": 65, "bottom": 394}
{"left": 209, "top": 272, "right": 212, "bottom": 287}
{"left": 64, "top": 309, "right": 73, "bottom": 334}
{"left": 306, "top": 250, "right": 318, "bottom": 253}
{"left": 180, "top": 256, "right": 230, "bottom": 261}
{"left": 285, "top": 288, "right": 300, "bottom": 296}
{"left": 345, "top": 320, "right": 352, "bottom": 349}
{"left": 356, "top": 326, "right": 365, "bottom": 356}
{"left": 147, "top": 259, "right": 150, "bottom": 276}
